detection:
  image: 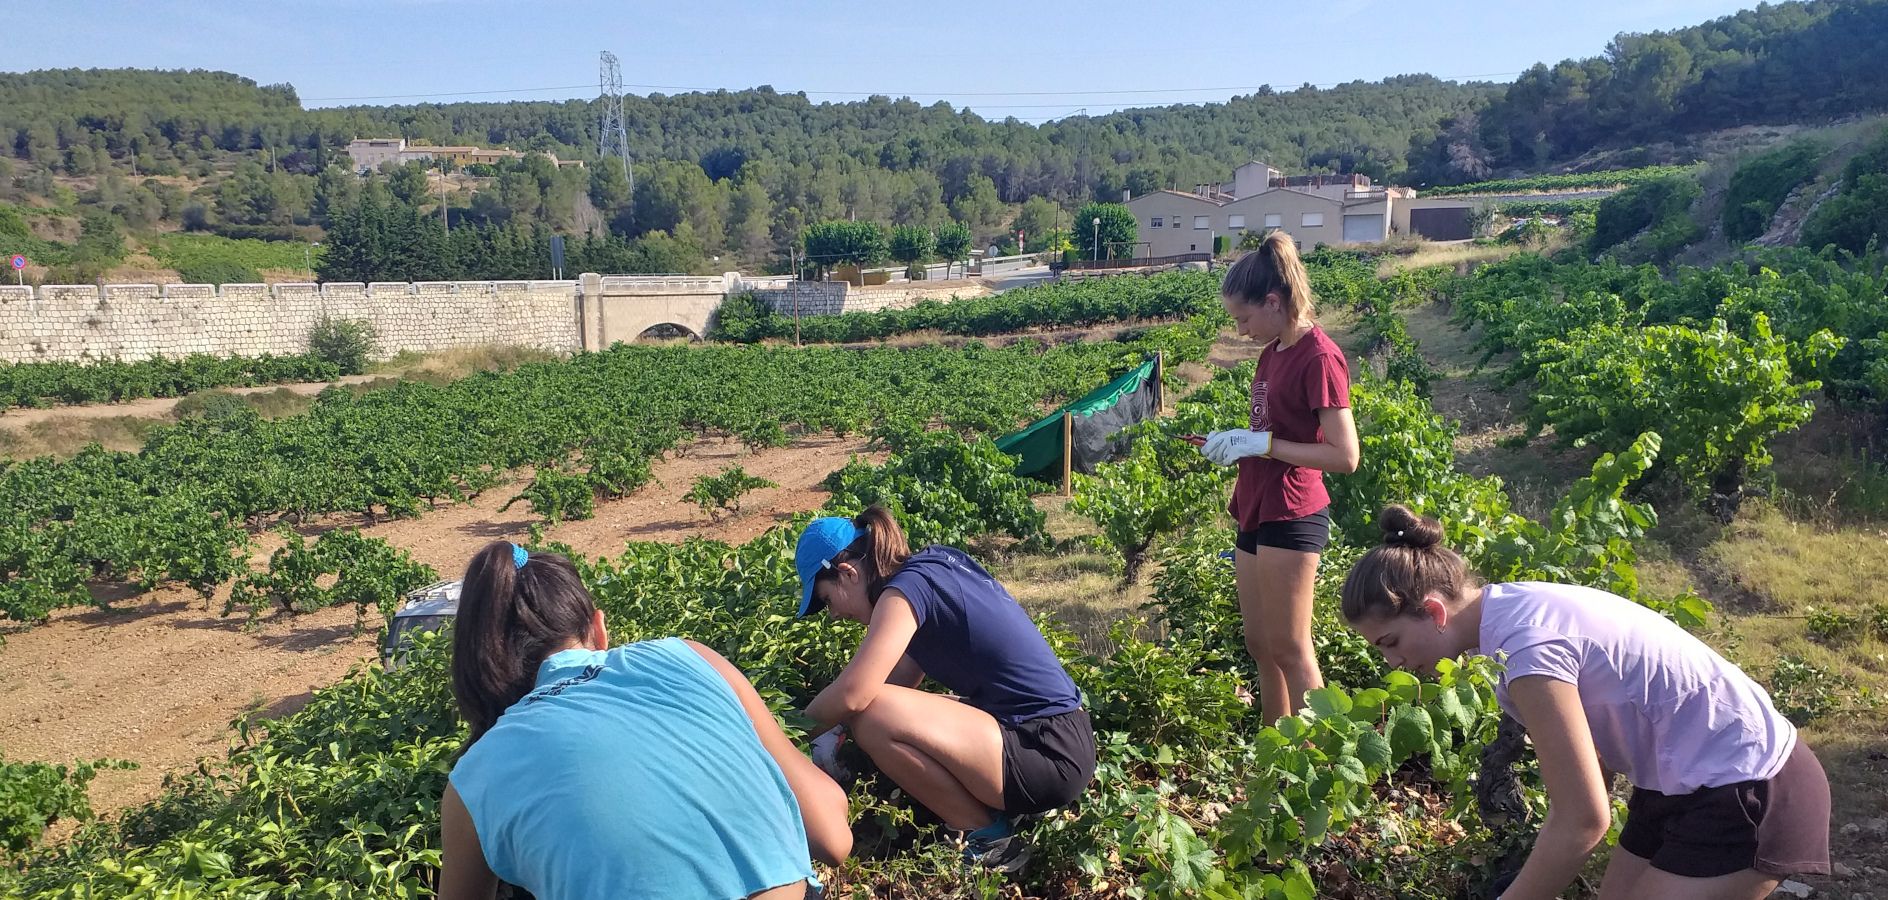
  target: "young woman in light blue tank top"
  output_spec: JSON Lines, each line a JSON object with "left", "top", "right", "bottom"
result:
{"left": 438, "top": 541, "right": 853, "bottom": 900}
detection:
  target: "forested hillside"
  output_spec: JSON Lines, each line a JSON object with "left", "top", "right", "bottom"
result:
{"left": 3, "top": 0, "right": 1886, "bottom": 280}
{"left": 1409, "top": 0, "right": 1888, "bottom": 183}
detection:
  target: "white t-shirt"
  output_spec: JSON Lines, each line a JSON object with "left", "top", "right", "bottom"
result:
{"left": 1478, "top": 581, "right": 1796, "bottom": 795}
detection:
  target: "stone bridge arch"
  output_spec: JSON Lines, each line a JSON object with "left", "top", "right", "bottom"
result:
{"left": 579, "top": 274, "right": 727, "bottom": 346}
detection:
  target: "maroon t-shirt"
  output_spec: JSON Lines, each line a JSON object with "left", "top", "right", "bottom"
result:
{"left": 1228, "top": 325, "right": 1352, "bottom": 530}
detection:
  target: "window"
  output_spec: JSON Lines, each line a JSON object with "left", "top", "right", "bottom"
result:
{"left": 1193, "top": 216, "right": 1209, "bottom": 230}
{"left": 1263, "top": 214, "right": 1282, "bottom": 229}
{"left": 1302, "top": 212, "right": 1325, "bottom": 227}
{"left": 1228, "top": 215, "right": 1246, "bottom": 229}
{"left": 1150, "top": 217, "right": 1163, "bottom": 228}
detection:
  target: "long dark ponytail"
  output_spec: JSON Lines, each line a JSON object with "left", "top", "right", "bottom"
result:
{"left": 451, "top": 541, "right": 596, "bottom": 742}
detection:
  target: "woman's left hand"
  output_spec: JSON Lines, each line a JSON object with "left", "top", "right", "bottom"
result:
{"left": 1201, "top": 430, "right": 1272, "bottom": 465}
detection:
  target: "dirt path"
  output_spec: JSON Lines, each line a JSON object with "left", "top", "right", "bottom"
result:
{"left": 0, "top": 433, "right": 874, "bottom": 818}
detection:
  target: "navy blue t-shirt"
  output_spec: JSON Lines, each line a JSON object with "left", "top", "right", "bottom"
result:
{"left": 883, "top": 546, "right": 1083, "bottom": 725}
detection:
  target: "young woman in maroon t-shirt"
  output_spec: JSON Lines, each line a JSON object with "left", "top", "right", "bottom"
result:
{"left": 1196, "top": 232, "right": 1359, "bottom": 724}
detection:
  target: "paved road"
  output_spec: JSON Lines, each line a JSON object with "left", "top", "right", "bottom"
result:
{"left": 984, "top": 265, "right": 1056, "bottom": 291}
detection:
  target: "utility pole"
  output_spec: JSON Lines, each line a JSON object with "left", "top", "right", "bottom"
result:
{"left": 598, "top": 51, "right": 633, "bottom": 215}
{"left": 790, "top": 246, "right": 802, "bottom": 346}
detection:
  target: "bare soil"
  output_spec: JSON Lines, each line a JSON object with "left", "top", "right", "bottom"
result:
{"left": 0, "top": 433, "right": 874, "bottom": 817}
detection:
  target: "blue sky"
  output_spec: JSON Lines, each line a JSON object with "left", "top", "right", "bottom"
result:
{"left": 10, "top": 0, "right": 1762, "bottom": 120}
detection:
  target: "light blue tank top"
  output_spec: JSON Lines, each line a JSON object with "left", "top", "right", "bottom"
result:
{"left": 449, "top": 638, "right": 816, "bottom": 900}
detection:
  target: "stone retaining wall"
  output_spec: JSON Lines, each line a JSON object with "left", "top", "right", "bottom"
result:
{"left": 0, "top": 281, "right": 579, "bottom": 364}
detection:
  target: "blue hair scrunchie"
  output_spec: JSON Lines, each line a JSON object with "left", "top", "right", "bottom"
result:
{"left": 511, "top": 543, "right": 529, "bottom": 570}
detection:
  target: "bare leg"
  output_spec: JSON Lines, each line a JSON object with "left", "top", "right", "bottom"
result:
{"left": 1255, "top": 546, "right": 1324, "bottom": 719}
{"left": 1625, "top": 865, "right": 1779, "bottom": 900}
{"left": 1237, "top": 545, "right": 1324, "bottom": 722}
{"left": 847, "top": 684, "right": 1006, "bottom": 831}
{"left": 1235, "top": 547, "right": 1291, "bottom": 724}
{"left": 1597, "top": 847, "right": 1655, "bottom": 900}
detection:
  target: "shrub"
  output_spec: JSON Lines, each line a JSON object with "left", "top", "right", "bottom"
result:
{"left": 306, "top": 317, "right": 376, "bottom": 375}
{"left": 685, "top": 465, "right": 777, "bottom": 521}
{"left": 503, "top": 466, "right": 597, "bottom": 523}
{"left": 1799, "top": 174, "right": 1888, "bottom": 256}
{"left": 1590, "top": 174, "right": 1703, "bottom": 257}
{"left": 824, "top": 431, "right": 1048, "bottom": 549}
{"left": 1767, "top": 654, "right": 1856, "bottom": 724}
{"left": 707, "top": 292, "right": 782, "bottom": 342}
{"left": 177, "top": 260, "right": 262, "bottom": 285}
{"left": 225, "top": 528, "right": 437, "bottom": 627}
{"left": 0, "top": 754, "right": 134, "bottom": 855}
{"left": 1722, "top": 140, "right": 1826, "bottom": 244}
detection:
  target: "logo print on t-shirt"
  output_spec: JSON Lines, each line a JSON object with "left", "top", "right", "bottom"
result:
{"left": 525, "top": 664, "right": 604, "bottom": 703}
{"left": 1249, "top": 380, "right": 1271, "bottom": 431}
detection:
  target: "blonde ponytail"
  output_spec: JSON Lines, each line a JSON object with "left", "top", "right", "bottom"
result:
{"left": 1223, "top": 230, "right": 1316, "bottom": 324}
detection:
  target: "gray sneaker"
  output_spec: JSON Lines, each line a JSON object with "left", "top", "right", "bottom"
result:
{"left": 962, "top": 828, "right": 1032, "bottom": 874}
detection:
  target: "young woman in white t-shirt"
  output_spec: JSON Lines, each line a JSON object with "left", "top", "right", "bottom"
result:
{"left": 1339, "top": 505, "right": 1829, "bottom": 900}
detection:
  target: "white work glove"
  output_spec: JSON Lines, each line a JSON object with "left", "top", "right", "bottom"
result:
{"left": 811, "top": 728, "right": 850, "bottom": 782}
{"left": 1200, "top": 429, "right": 1272, "bottom": 466}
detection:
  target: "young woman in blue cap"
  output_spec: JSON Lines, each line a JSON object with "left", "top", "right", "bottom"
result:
{"left": 794, "top": 507, "right": 1096, "bottom": 871}
{"left": 439, "top": 541, "right": 854, "bottom": 900}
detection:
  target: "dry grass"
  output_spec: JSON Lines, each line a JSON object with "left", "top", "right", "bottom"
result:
{"left": 1375, "top": 242, "right": 1526, "bottom": 277}
{"left": 0, "top": 388, "right": 321, "bottom": 458}
{"left": 0, "top": 415, "right": 162, "bottom": 457}
{"left": 0, "top": 346, "right": 558, "bottom": 460}
{"left": 1701, "top": 504, "right": 1888, "bottom": 618}
{"left": 1766, "top": 398, "right": 1888, "bottom": 526}
{"left": 998, "top": 497, "right": 1160, "bottom": 657}
{"left": 1397, "top": 302, "right": 1597, "bottom": 518}
{"left": 372, "top": 345, "right": 560, "bottom": 384}
{"left": 1679, "top": 503, "right": 1888, "bottom": 889}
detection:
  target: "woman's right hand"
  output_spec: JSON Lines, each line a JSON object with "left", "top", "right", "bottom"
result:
{"left": 686, "top": 640, "right": 855, "bottom": 866}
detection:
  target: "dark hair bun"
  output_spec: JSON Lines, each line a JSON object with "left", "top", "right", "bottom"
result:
{"left": 1379, "top": 504, "right": 1444, "bottom": 550}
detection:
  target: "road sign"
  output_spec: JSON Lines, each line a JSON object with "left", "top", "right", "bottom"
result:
{"left": 8, "top": 255, "right": 24, "bottom": 270}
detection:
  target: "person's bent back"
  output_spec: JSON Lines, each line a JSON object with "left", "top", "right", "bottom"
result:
{"left": 439, "top": 542, "right": 851, "bottom": 900}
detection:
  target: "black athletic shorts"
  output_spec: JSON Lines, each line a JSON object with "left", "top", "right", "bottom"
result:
{"left": 1619, "top": 738, "right": 1831, "bottom": 878}
{"left": 1235, "top": 507, "right": 1332, "bottom": 555}
{"left": 1000, "top": 708, "right": 1097, "bottom": 815}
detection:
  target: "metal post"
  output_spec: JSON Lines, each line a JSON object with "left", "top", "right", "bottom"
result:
{"left": 1154, "top": 350, "right": 1165, "bottom": 413}
{"left": 1092, "top": 217, "right": 1100, "bottom": 262}
{"left": 1061, "top": 411, "right": 1074, "bottom": 497}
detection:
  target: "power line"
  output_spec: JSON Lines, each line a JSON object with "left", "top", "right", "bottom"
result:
{"left": 299, "top": 71, "right": 1523, "bottom": 105}
{"left": 304, "top": 84, "right": 593, "bottom": 102}
{"left": 624, "top": 72, "right": 1525, "bottom": 98}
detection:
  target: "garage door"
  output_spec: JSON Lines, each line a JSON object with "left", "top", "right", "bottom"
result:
{"left": 1409, "top": 208, "right": 1473, "bottom": 241}
{"left": 1342, "top": 214, "right": 1383, "bottom": 244}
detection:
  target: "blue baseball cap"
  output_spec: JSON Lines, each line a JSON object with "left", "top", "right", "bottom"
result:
{"left": 795, "top": 516, "right": 861, "bottom": 617}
